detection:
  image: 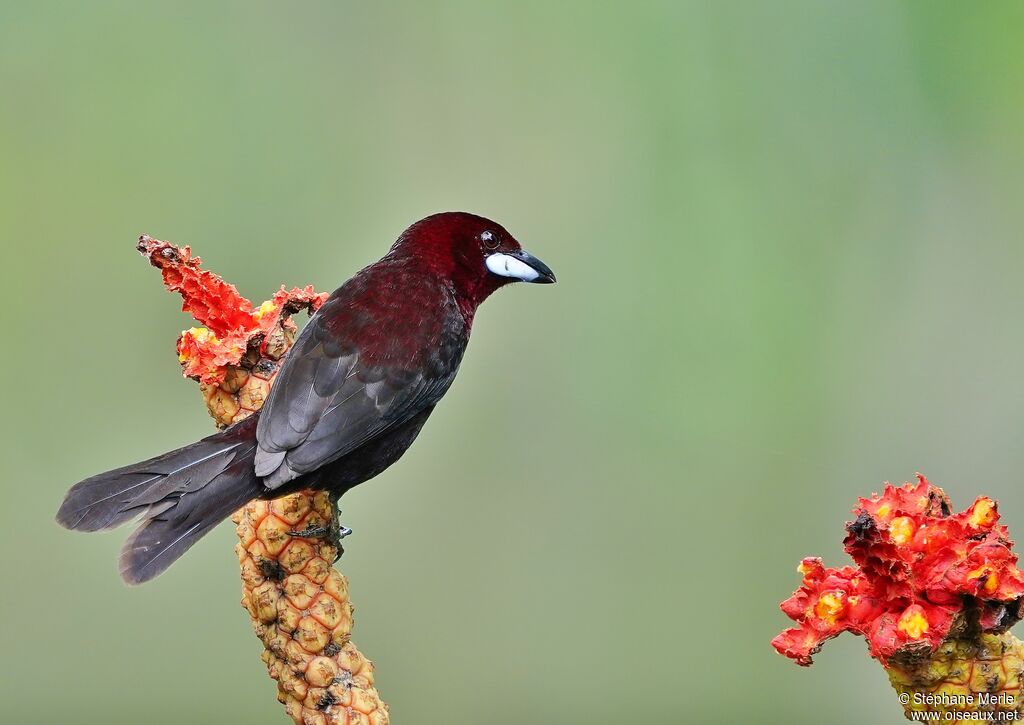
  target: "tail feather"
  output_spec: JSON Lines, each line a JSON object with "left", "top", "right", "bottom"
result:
{"left": 56, "top": 415, "right": 264, "bottom": 584}
{"left": 56, "top": 438, "right": 246, "bottom": 532}
{"left": 117, "top": 440, "right": 261, "bottom": 584}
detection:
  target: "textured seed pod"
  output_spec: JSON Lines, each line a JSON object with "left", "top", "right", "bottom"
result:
{"left": 140, "top": 236, "right": 389, "bottom": 724}
{"left": 234, "top": 494, "right": 388, "bottom": 725}
{"left": 888, "top": 631, "right": 1024, "bottom": 719}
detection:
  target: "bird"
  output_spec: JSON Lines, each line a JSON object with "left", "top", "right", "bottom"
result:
{"left": 56, "top": 212, "right": 555, "bottom": 584}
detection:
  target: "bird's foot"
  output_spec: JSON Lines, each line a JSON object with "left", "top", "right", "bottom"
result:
{"left": 288, "top": 518, "right": 352, "bottom": 561}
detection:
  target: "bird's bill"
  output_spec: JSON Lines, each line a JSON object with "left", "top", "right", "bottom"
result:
{"left": 485, "top": 250, "right": 556, "bottom": 284}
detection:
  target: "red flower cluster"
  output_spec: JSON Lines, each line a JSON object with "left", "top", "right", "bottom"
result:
{"left": 137, "top": 235, "right": 328, "bottom": 384}
{"left": 773, "top": 475, "right": 1024, "bottom": 666}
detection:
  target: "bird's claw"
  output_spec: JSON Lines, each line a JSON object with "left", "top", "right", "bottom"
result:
{"left": 288, "top": 516, "right": 352, "bottom": 562}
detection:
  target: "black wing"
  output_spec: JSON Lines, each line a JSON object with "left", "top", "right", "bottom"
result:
{"left": 254, "top": 279, "right": 466, "bottom": 489}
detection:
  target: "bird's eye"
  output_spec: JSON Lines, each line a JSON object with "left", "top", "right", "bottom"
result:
{"left": 480, "top": 230, "right": 499, "bottom": 249}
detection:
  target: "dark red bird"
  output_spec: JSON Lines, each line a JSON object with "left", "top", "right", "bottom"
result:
{"left": 56, "top": 212, "right": 555, "bottom": 584}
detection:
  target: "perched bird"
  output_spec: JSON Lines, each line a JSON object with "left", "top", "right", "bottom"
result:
{"left": 56, "top": 212, "right": 555, "bottom": 584}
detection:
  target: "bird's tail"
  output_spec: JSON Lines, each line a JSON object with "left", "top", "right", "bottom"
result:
{"left": 56, "top": 414, "right": 264, "bottom": 584}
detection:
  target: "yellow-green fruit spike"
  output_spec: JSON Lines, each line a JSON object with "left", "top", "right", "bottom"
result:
{"left": 234, "top": 495, "right": 388, "bottom": 725}
{"left": 888, "top": 631, "right": 1024, "bottom": 720}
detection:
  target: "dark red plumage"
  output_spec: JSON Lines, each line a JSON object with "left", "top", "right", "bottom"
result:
{"left": 56, "top": 212, "right": 555, "bottom": 583}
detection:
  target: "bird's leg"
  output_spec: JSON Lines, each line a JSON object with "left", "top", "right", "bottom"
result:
{"left": 287, "top": 494, "right": 351, "bottom": 561}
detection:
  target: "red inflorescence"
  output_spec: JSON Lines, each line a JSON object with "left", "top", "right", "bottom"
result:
{"left": 138, "top": 235, "right": 328, "bottom": 385}
{"left": 773, "top": 475, "right": 1024, "bottom": 666}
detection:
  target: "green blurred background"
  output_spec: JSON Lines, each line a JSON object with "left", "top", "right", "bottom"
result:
{"left": 3, "top": 2, "right": 1024, "bottom": 723}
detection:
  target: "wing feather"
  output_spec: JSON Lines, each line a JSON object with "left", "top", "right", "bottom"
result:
{"left": 254, "top": 278, "right": 466, "bottom": 490}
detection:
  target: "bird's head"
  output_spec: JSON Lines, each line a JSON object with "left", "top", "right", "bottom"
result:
{"left": 390, "top": 211, "right": 555, "bottom": 309}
